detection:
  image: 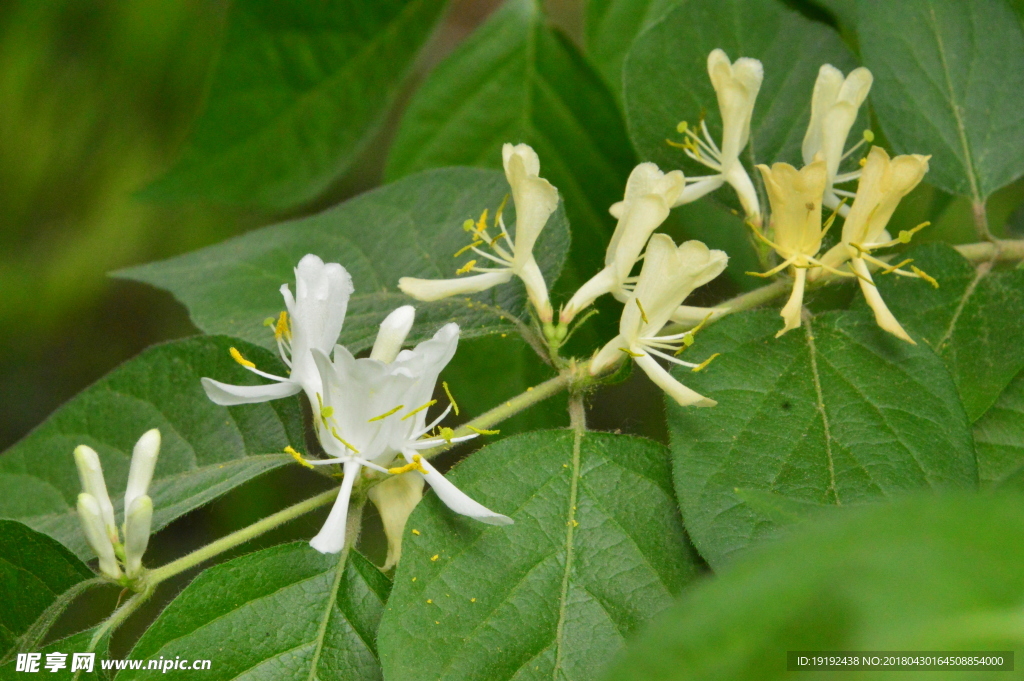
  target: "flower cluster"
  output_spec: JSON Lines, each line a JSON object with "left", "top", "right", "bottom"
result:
{"left": 73, "top": 429, "right": 161, "bottom": 582}
{"left": 202, "top": 255, "right": 511, "bottom": 561}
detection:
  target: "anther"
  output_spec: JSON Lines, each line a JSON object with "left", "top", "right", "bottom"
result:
{"left": 619, "top": 347, "right": 644, "bottom": 358}
{"left": 467, "top": 425, "right": 499, "bottom": 435}
{"left": 635, "top": 298, "right": 649, "bottom": 324}
{"left": 442, "top": 381, "right": 459, "bottom": 416}
{"left": 229, "top": 347, "right": 256, "bottom": 369}
{"left": 691, "top": 353, "right": 721, "bottom": 372}
{"left": 453, "top": 241, "right": 483, "bottom": 258}
{"left": 402, "top": 400, "right": 437, "bottom": 420}
{"left": 368, "top": 405, "right": 405, "bottom": 422}
{"left": 911, "top": 266, "right": 939, "bottom": 288}
{"left": 274, "top": 311, "right": 290, "bottom": 341}
{"left": 285, "top": 446, "right": 314, "bottom": 469}
{"left": 456, "top": 260, "right": 477, "bottom": 275}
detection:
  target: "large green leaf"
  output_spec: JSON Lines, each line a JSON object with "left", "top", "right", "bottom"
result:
{"left": 0, "top": 337, "right": 304, "bottom": 558}
{"left": 121, "top": 543, "right": 390, "bottom": 680}
{"left": 974, "top": 369, "right": 1024, "bottom": 489}
{"left": 143, "top": 0, "right": 448, "bottom": 209}
{"left": 857, "top": 0, "right": 1024, "bottom": 200}
{"left": 0, "top": 627, "right": 105, "bottom": 680}
{"left": 603, "top": 493, "right": 1024, "bottom": 681}
{"left": 120, "top": 167, "right": 570, "bottom": 354}
{"left": 385, "top": 0, "right": 635, "bottom": 278}
{"left": 623, "top": 0, "right": 859, "bottom": 176}
{"left": 668, "top": 310, "right": 976, "bottom": 568}
{"left": 378, "top": 430, "right": 698, "bottom": 681}
{"left": 583, "top": 0, "right": 682, "bottom": 97}
{"left": 867, "top": 244, "right": 1024, "bottom": 423}
{"left": 0, "top": 521, "right": 93, "bottom": 661}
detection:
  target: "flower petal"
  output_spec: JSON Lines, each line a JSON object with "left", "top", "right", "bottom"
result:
{"left": 398, "top": 271, "right": 513, "bottom": 301}
{"left": 416, "top": 455, "right": 513, "bottom": 526}
{"left": 200, "top": 377, "right": 300, "bottom": 406}
{"left": 634, "top": 352, "right": 716, "bottom": 407}
{"left": 368, "top": 473, "right": 425, "bottom": 570}
{"left": 852, "top": 258, "right": 915, "bottom": 344}
{"left": 776, "top": 266, "right": 807, "bottom": 338}
{"left": 309, "top": 460, "right": 361, "bottom": 554}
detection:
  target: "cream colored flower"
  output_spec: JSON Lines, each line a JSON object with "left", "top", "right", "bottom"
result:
{"left": 590, "top": 235, "right": 727, "bottom": 406}
{"left": 399, "top": 143, "right": 559, "bottom": 321}
{"left": 802, "top": 64, "right": 874, "bottom": 214}
{"left": 669, "top": 49, "right": 762, "bottom": 224}
{"left": 562, "top": 163, "right": 684, "bottom": 322}
{"left": 816, "top": 146, "right": 932, "bottom": 343}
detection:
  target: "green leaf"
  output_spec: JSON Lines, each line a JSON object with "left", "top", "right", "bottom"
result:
{"left": 857, "top": 0, "right": 1024, "bottom": 200}
{"left": 0, "top": 337, "right": 304, "bottom": 558}
{"left": 385, "top": 0, "right": 635, "bottom": 277}
{"left": 867, "top": 243, "right": 1024, "bottom": 423}
{"left": 973, "top": 369, "right": 1024, "bottom": 489}
{"left": 143, "top": 0, "right": 448, "bottom": 209}
{"left": 0, "top": 521, "right": 93, "bottom": 662}
{"left": 603, "top": 493, "right": 1024, "bottom": 681}
{"left": 583, "top": 0, "right": 682, "bottom": 97}
{"left": 378, "top": 430, "right": 698, "bottom": 681}
{"left": 623, "top": 0, "right": 859, "bottom": 176}
{"left": 119, "top": 167, "right": 570, "bottom": 354}
{"left": 0, "top": 627, "right": 105, "bottom": 680}
{"left": 121, "top": 543, "right": 390, "bottom": 680}
{"left": 668, "top": 310, "right": 977, "bottom": 568}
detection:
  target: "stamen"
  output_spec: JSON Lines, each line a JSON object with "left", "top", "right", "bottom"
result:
{"left": 454, "top": 241, "right": 483, "bottom": 257}
{"left": 442, "top": 381, "right": 459, "bottom": 416}
{"left": 467, "top": 425, "right": 500, "bottom": 435}
{"left": 619, "top": 347, "right": 645, "bottom": 358}
{"left": 882, "top": 258, "right": 914, "bottom": 275}
{"left": 475, "top": 209, "right": 489, "bottom": 234}
{"left": 911, "top": 266, "right": 939, "bottom": 288}
{"left": 438, "top": 427, "right": 455, "bottom": 443}
{"left": 691, "top": 353, "right": 721, "bottom": 372}
{"left": 462, "top": 218, "right": 475, "bottom": 232}
{"left": 285, "top": 446, "right": 313, "bottom": 469}
{"left": 899, "top": 221, "right": 930, "bottom": 244}
{"left": 263, "top": 317, "right": 276, "bottom": 328}
{"left": 321, "top": 405, "right": 334, "bottom": 419}
{"left": 274, "top": 311, "right": 290, "bottom": 341}
{"left": 821, "top": 199, "right": 849, "bottom": 236}
{"left": 368, "top": 405, "right": 404, "bottom": 422}
{"left": 402, "top": 400, "right": 437, "bottom": 420}
{"left": 229, "top": 347, "right": 256, "bottom": 369}
{"left": 635, "top": 298, "right": 650, "bottom": 324}
{"left": 389, "top": 454, "right": 428, "bottom": 475}
{"left": 329, "top": 427, "right": 360, "bottom": 453}
{"left": 456, "top": 260, "right": 477, "bottom": 275}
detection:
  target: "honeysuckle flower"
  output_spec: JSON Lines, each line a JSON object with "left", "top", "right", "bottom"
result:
{"left": 561, "top": 163, "right": 685, "bottom": 323}
{"left": 399, "top": 143, "right": 559, "bottom": 321}
{"left": 304, "top": 311, "right": 511, "bottom": 555}
{"left": 668, "top": 49, "right": 762, "bottom": 224}
{"left": 590, "top": 235, "right": 727, "bottom": 406}
{"left": 202, "top": 254, "right": 353, "bottom": 407}
{"left": 816, "top": 146, "right": 933, "bottom": 343}
{"left": 750, "top": 158, "right": 836, "bottom": 337}
{"left": 74, "top": 429, "right": 161, "bottom": 580}
{"left": 802, "top": 64, "right": 874, "bottom": 215}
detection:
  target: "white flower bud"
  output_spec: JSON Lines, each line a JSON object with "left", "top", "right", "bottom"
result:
{"left": 123, "top": 495, "right": 153, "bottom": 578}
{"left": 125, "top": 429, "right": 160, "bottom": 516}
{"left": 370, "top": 306, "right": 416, "bottom": 364}
{"left": 77, "top": 493, "right": 121, "bottom": 580}
{"left": 73, "top": 445, "right": 117, "bottom": 543}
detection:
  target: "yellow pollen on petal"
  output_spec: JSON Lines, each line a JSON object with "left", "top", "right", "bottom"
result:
{"left": 620, "top": 347, "right": 645, "bottom": 358}
{"left": 635, "top": 298, "right": 649, "bottom": 324}
{"left": 402, "top": 400, "right": 437, "bottom": 420}
{"left": 229, "top": 347, "right": 256, "bottom": 369}
{"left": 691, "top": 353, "right": 721, "bottom": 372}
{"left": 443, "top": 381, "right": 459, "bottom": 415}
{"left": 368, "top": 405, "right": 405, "bottom": 422}
{"left": 285, "top": 446, "right": 314, "bottom": 469}
{"left": 274, "top": 311, "right": 290, "bottom": 341}
{"left": 456, "top": 260, "right": 477, "bottom": 275}
{"left": 454, "top": 241, "right": 483, "bottom": 258}
{"left": 911, "top": 266, "right": 939, "bottom": 288}
{"left": 467, "top": 425, "right": 499, "bottom": 436}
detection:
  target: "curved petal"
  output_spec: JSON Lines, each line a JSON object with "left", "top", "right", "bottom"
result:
{"left": 416, "top": 455, "right": 513, "bottom": 526}
{"left": 200, "top": 377, "right": 300, "bottom": 406}
{"left": 309, "top": 460, "right": 361, "bottom": 554}
{"left": 634, "top": 352, "right": 716, "bottom": 407}
{"left": 852, "top": 258, "right": 915, "bottom": 344}
{"left": 398, "top": 271, "right": 513, "bottom": 301}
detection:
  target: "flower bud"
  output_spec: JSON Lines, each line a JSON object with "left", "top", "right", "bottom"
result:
{"left": 368, "top": 473, "right": 425, "bottom": 570}
{"left": 77, "top": 493, "right": 121, "bottom": 580}
{"left": 125, "top": 429, "right": 160, "bottom": 515}
{"left": 370, "top": 306, "right": 416, "bottom": 363}
{"left": 123, "top": 495, "right": 153, "bottom": 578}
{"left": 73, "top": 445, "right": 117, "bottom": 543}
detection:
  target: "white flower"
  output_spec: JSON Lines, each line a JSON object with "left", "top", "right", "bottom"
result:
{"left": 74, "top": 429, "right": 161, "bottom": 580}
{"left": 562, "top": 163, "right": 685, "bottom": 322}
{"left": 590, "top": 235, "right": 727, "bottom": 406}
{"left": 816, "top": 146, "right": 932, "bottom": 343}
{"left": 670, "top": 49, "right": 763, "bottom": 224}
{"left": 802, "top": 64, "right": 874, "bottom": 214}
{"left": 305, "top": 311, "right": 511, "bottom": 554}
{"left": 750, "top": 158, "right": 831, "bottom": 337}
{"left": 399, "top": 143, "right": 559, "bottom": 321}
{"left": 201, "top": 254, "right": 353, "bottom": 407}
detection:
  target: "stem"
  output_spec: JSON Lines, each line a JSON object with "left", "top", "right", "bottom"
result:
{"left": 422, "top": 372, "right": 572, "bottom": 459}
{"left": 568, "top": 391, "right": 586, "bottom": 432}
{"left": 145, "top": 487, "right": 338, "bottom": 586}
{"left": 972, "top": 200, "right": 994, "bottom": 241}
